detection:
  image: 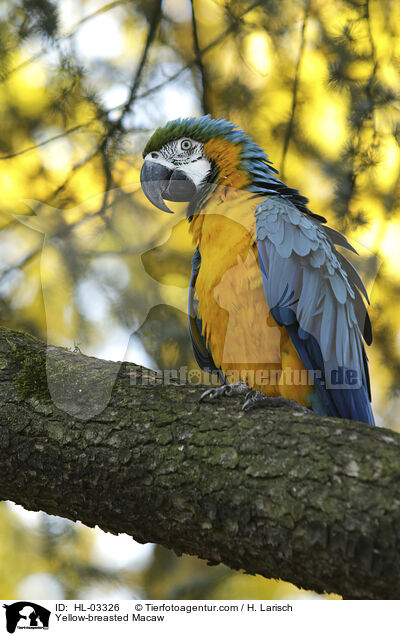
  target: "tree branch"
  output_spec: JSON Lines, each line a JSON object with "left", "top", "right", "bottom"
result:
{"left": 3, "top": 0, "right": 129, "bottom": 83}
{"left": 280, "top": 0, "right": 310, "bottom": 179}
{"left": 0, "top": 325, "right": 399, "bottom": 599}
{"left": 0, "top": 122, "right": 91, "bottom": 160}
{"left": 134, "top": 1, "right": 262, "bottom": 102}
{"left": 190, "top": 0, "right": 210, "bottom": 115}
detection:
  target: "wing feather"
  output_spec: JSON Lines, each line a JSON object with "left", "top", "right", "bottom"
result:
{"left": 188, "top": 247, "right": 219, "bottom": 373}
{"left": 255, "top": 195, "right": 374, "bottom": 425}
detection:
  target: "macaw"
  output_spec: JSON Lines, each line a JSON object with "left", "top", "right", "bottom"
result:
{"left": 140, "top": 115, "right": 374, "bottom": 426}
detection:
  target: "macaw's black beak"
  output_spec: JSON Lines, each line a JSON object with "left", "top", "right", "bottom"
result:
{"left": 140, "top": 161, "right": 173, "bottom": 213}
{"left": 140, "top": 160, "right": 197, "bottom": 213}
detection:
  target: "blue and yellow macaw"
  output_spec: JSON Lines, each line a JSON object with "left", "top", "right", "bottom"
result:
{"left": 140, "top": 115, "right": 374, "bottom": 425}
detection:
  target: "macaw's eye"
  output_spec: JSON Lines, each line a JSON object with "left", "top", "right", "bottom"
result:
{"left": 180, "top": 139, "right": 192, "bottom": 151}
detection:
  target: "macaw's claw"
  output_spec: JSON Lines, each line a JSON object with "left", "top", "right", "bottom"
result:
{"left": 242, "top": 390, "right": 310, "bottom": 413}
{"left": 199, "top": 382, "right": 310, "bottom": 414}
{"left": 199, "top": 381, "right": 248, "bottom": 403}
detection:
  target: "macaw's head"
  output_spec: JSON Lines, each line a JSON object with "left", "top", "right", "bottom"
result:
{"left": 140, "top": 114, "right": 278, "bottom": 213}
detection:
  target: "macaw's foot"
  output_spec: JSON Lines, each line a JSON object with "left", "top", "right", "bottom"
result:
{"left": 242, "top": 390, "right": 310, "bottom": 413}
{"left": 199, "top": 382, "right": 310, "bottom": 415}
{"left": 199, "top": 381, "right": 249, "bottom": 403}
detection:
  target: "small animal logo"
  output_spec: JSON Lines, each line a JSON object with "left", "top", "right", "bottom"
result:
{"left": 3, "top": 602, "right": 50, "bottom": 633}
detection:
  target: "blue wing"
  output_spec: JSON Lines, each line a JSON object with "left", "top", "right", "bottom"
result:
{"left": 255, "top": 196, "right": 374, "bottom": 425}
{"left": 188, "top": 246, "right": 219, "bottom": 373}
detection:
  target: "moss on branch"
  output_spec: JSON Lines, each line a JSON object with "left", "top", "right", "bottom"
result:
{"left": 0, "top": 326, "right": 399, "bottom": 599}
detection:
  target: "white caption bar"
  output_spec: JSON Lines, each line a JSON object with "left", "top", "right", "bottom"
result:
{"left": 0, "top": 599, "right": 396, "bottom": 635}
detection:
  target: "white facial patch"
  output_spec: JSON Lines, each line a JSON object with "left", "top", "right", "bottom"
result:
{"left": 144, "top": 137, "right": 212, "bottom": 187}
{"left": 179, "top": 157, "right": 211, "bottom": 186}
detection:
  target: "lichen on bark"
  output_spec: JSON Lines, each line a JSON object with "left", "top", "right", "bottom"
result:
{"left": 0, "top": 325, "right": 400, "bottom": 599}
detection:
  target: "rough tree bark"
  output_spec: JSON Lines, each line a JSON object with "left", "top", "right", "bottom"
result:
{"left": 0, "top": 325, "right": 399, "bottom": 600}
